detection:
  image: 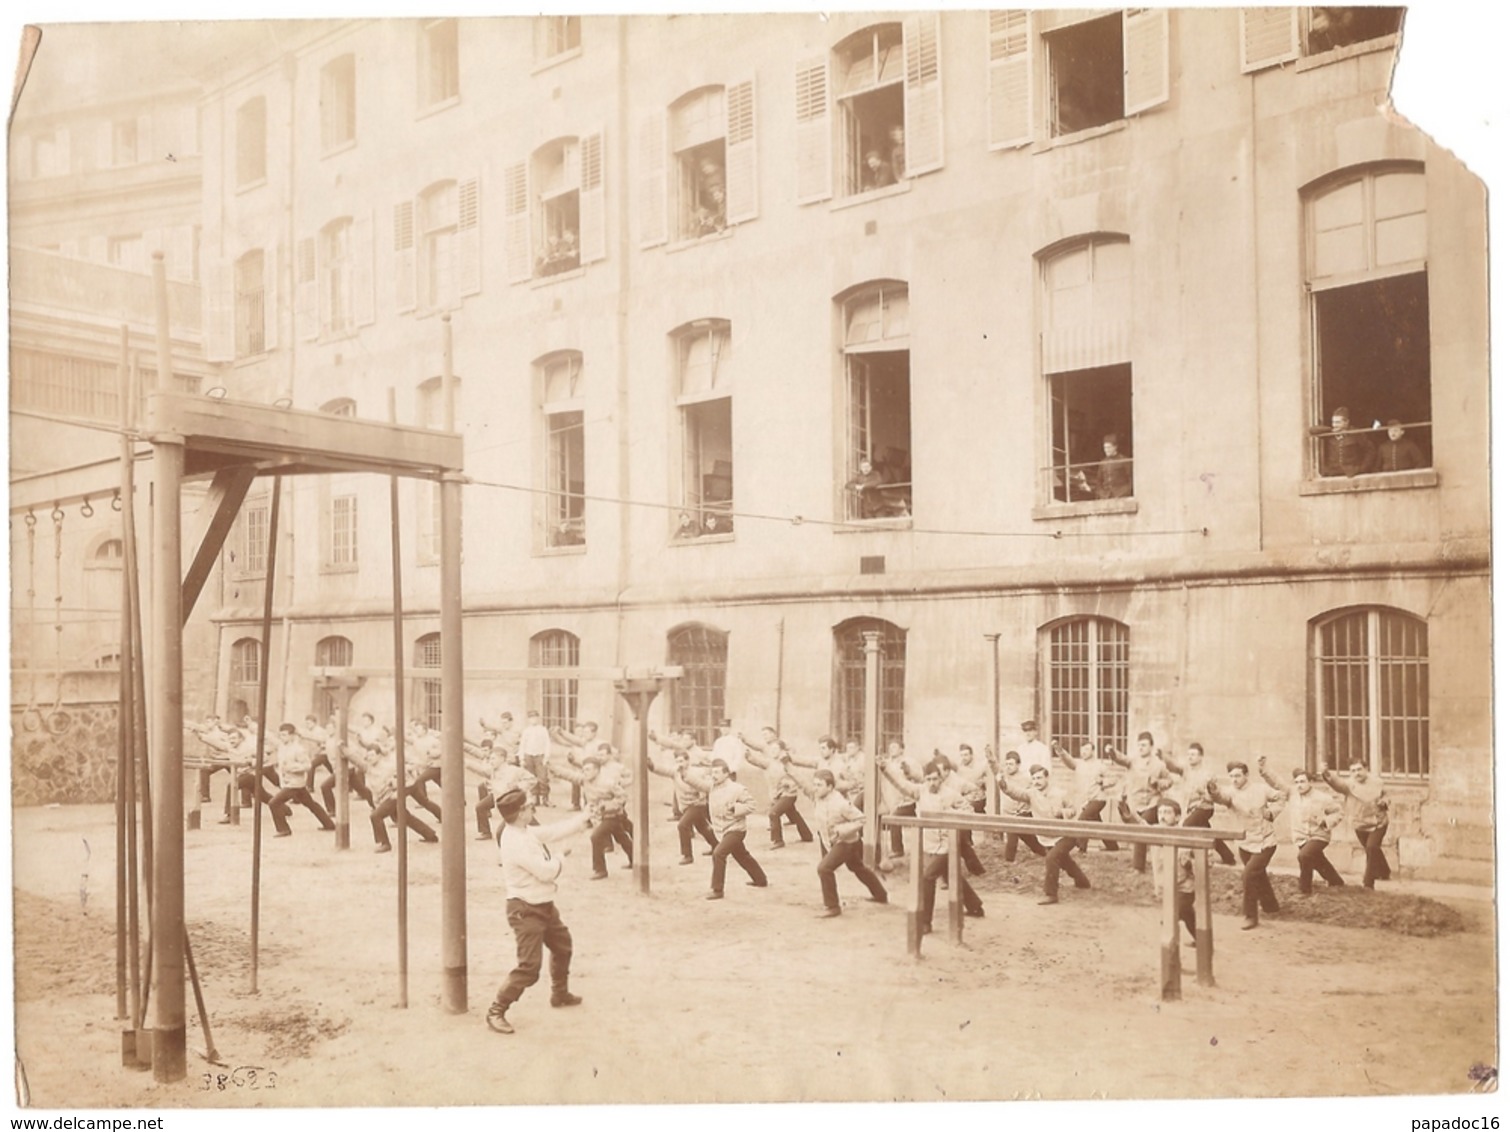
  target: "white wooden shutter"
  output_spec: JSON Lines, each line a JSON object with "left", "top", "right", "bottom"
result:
{"left": 988, "top": 10, "right": 1034, "bottom": 150}
{"left": 794, "top": 57, "right": 831, "bottom": 205}
{"left": 503, "top": 160, "right": 532, "bottom": 283}
{"left": 903, "top": 13, "right": 944, "bottom": 176}
{"left": 263, "top": 238, "right": 280, "bottom": 351}
{"left": 724, "top": 78, "right": 758, "bottom": 224}
{"left": 458, "top": 175, "right": 481, "bottom": 297}
{"left": 393, "top": 199, "right": 417, "bottom": 313}
{"left": 203, "top": 257, "right": 235, "bottom": 362}
{"left": 168, "top": 226, "right": 195, "bottom": 281}
{"left": 1123, "top": 9, "right": 1170, "bottom": 117}
{"left": 137, "top": 113, "right": 153, "bottom": 163}
{"left": 578, "top": 130, "right": 606, "bottom": 265}
{"left": 1240, "top": 8, "right": 1300, "bottom": 73}
{"left": 353, "top": 211, "right": 376, "bottom": 327}
{"left": 297, "top": 236, "right": 318, "bottom": 340}
{"left": 638, "top": 112, "right": 667, "bottom": 248}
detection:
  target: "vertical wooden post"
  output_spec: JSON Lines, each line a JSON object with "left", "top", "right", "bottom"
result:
{"left": 333, "top": 689, "right": 352, "bottom": 850}
{"left": 946, "top": 827, "right": 963, "bottom": 945}
{"left": 1194, "top": 846, "right": 1215, "bottom": 986}
{"left": 860, "top": 631, "right": 882, "bottom": 869}
{"left": 114, "top": 326, "right": 131, "bottom": 1026}
{"left": 439, "top": 465, "right": 467, "bottom": 1013}
{"left": 906, "top": 823, "right": 924, "bottom": 958}
{"left": 1158, "top": 844, "right": 1181, "bottom": 1001}
{"left": 631, "top": 692, "right": 653, "bottom": 896}
{"left": 986, "top": 634, "right": 1001, "bottom": 818}
{"left": 247, "top": 476, "right": 282, "bottom": 997}
{"left": 149, "top": 431, "right": 186, "bottom": 1083}
{"left": 388, "top": 388, "right": 410, "bottom": 1009}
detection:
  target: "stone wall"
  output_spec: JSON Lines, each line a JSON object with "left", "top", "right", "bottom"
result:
{"left": 11, "top": 701, "right": 118, "bottom": 806}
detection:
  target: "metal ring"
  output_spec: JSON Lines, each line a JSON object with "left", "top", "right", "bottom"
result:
{"left": 20, "top": 708, "right": 43, "bottom": 733}
{"left": 80, "top": 499, "right": 94, "bottom": 518}
{"left": 50, "top": 507, "right": 65, "bottom": 523}
{"left": 45, "top": 710, "right": 72, "bottom": 735}
{"left": 24, "top": 512, "right": 36, "bottom": 529}
{"left": 111, "top": 494, "right": 123, "bottom": 512}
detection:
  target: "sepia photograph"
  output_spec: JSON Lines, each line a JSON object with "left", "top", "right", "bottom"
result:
{"left": 5, "top": 2, "right": 1499, "bottom": 1119}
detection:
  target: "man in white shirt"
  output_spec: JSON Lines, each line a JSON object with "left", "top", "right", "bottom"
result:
{"left": 518, "top": 710, "right": 552, "bottom": 807}
{"left": 710, "top": 718, "right": 747, "bottom": 779}
{"left": 487, "top": 788, "right": 592, "bottom": 1035}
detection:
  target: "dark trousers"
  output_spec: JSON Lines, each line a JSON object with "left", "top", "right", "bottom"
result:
{"left": 768, "top": 794, "right": 813, "bottom": 846}
{"left": 1074, "top": 799, "right": 1120, "bottom": 852}
{"left": 1127, "top": 804, "right": 1159, "bottom": 871}
{"left": 1297, "top": 838, "right": 1345, "bottom": 893}
{"left": 320, "top": 763, "right": 373, "bottom": 814}
{"left": 1239, "top": 845, "right": 1279, "bottom": 920}
{"left": 817, "top": 839, "right": 887, "bottom": 908}
{"left": 1357, "top": 824, "right": 1392, "bottom": 887}
{"left": 370, "top": 796, "right": 438, "bottom": 849}
{"left": 677, "top": 802, "right": 717, "bottom": 857}
{"left": 888, "top": 802, "right": 916, "bottom": 856}
{"left": 1175, "top": 890, "right": 1196, "bottom": 939}
{"left": 1183, "top": 806, "right": 1237, "bottom": 865}
{"left": 232, "top": 767, "right": 288, "bottom": 828}
{"left": 1044, "top": 836, "right": 1090, "bottom": 898}
{"left": 476, "top": 785, "right": 496, "bottom": 837}
{"left": 1005, "top": 827, "right": 1047, "bottom": 862}
{"left": 919, "top": 853, "right": 983, "bottom": 927}
{"left": 268, "top": 785, "right": 334, "bottom": 832}
{"left": 523, "top": 756, "right": 550, "bottom": 804}
{"left": 197, "top": 764, "right": 232, "bottom": 803}
{"left": 590, "top": 813, "right": 633, "bottom": 873}
{"left": 406, "top": 781, "right": 443, "bottom": 823}
{"left": 710, "top": 829, "right": 767, "bottom": 893}
{"left": 496, "top": 898, "right": 572, "bottom": 1007}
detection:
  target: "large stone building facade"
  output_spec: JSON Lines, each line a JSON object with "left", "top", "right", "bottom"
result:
{"left": 190, "top": 12, "right": 1487, "bottom": 878}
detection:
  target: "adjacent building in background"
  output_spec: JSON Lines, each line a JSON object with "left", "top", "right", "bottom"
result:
{"left": 22, "top": 10, "right": 1487, "bottom": 878}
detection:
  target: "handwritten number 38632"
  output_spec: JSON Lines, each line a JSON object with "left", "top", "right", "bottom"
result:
{"left": 198, "top": 1066, "right": 277, "bottom": 1091}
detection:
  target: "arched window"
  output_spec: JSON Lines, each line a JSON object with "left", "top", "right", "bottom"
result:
{"left": 320, "top": 397, "right": 357, "bottom": 417}
{"left": 672, "top": 320, "right": 734, "bottom": 539}
{"left": 832, "top": 617, "right": 906, "bottom": 751}
{"left": 314, "top": 635, "right": 354, "bottom": 720}
{"left": 91, "top": 538, "right": 123, "bottom": 564}
{"left": 1042, "top": 617, "right": 1129, "bottom": 754}
{"left": 530, "top": 630, "right": 580, "bottom": 732}
{"left": 667, "top": 625, "right": 729, "bottom": 747}
{"left": 228, "top": 637, "right": 263, "bottom": 722}
{"left": 840, "top": 283, "right": 912, "bottom": 521}
{"left": 1039, "top": 236, "right": 1133, "bottom": 504}
{"left": 1312, "top": 607, "right": 1428, "bottom": 778}
{"left": 504, "top": 134, "right": 605, "bottom": 283}
{"left": 414, "top": 632, "right": 442, "bottom": 730}
{"left": 1305, "top": 165, "right": 1431, "bottom": 478}
{"left": 639, "top": 82, "right": 757, "bottom": 247}
{"left": 535, "top": 351, "right": 586, "bottom": 550}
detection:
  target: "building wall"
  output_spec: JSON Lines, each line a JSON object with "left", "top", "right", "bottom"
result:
{"left": 194, "top": 12, "right": 1490, "bottom": 876}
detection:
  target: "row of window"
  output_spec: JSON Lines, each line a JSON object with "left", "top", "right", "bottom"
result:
{"left": 224, "top": 10, "right": 1402, "bottom": 293}
{"left": 16, "top": 102, "right": 201, "bottom": 180}
{"left": 255, "top": 163, "right": 1430, "bottom": 561}
{"left": 225, "top": 603, "right": 1430, "bottom": 779}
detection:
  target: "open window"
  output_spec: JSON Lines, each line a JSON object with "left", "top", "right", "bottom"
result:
{"left": 392, "top": 178, "right": 479, "bottom": 313}
{"left": 1242, "top": 7, "right": 1405, "bottom": 72}
{"left": 1045, "top": 13, "right": 1123, "bottom": 136}
{"left": 840, "top": 284, "right": 912, "bottom": 522}
{"left": 795, "top": 15, "right": 941, "bottom": 204}
{"left": 1040, "top": 237, "right": 1134, "bottom": 505}
{"left": 640, "top": 83, "right": 757, "bottom": 247}
{"left": 1306, "top": 166, "right": 1431, "bottom": 478}
{"left": 321, "top": 54, "right": 356, "bottom": 152}
{"left": 536, "top": 352, "right": 586, "bottom": 550}
{"left": 418, "top": 19, "right": 459, "bottom": 111}
{"left": 507, "top": 134, "right": 605, "bottom": 281}
{"left": 673, "top": 321, "right": 734, "bottom": 540}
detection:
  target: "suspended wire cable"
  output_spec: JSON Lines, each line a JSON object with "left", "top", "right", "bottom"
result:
{"left": 463, "top": 476, "right": 1208, "bottom": 541}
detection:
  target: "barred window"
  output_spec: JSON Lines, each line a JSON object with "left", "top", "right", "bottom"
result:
{"left": 1044, "top": 617, "right": 1129, "bottom": 754}
{"left": 1313, "top": 607, "right": 1429, "bottom": 779}
{"left": 314, "top": 635, "right": 353, "bottom": 720}
{"left": 667, "top": 624, "right": 728, "bottom": 747}
{"left": 530, "top": 630, "right": 580, "bottom": 733}
{"left": 415, "top": 632, "right": 443, "bottom": 731}
{"left": 833, "top": 617, "right": 906, "bottom": 751}
{"left": 241, "top": 501, "right": 269, "bottom": 575}
{"left": 231, "top": 637, "right": 262, "bottom": 686}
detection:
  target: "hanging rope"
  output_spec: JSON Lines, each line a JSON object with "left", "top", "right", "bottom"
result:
{"left": 48, "top": 506, "right": 71, "bottom": 734}
{"left": 21, "top": 512, "right": 41, "bottom": 731}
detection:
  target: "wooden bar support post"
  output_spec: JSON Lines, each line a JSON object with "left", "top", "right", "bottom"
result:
{"left": 906, "top": 823, "right": 924, "bottom": 958}
{"left": 946, "top": 828, "right": 963, "bottom": 945}
{"left": 860, "top": 631, "right": 882, "bottom": 869}
{"left": 149, "top": 431, "right": 187, "bottom": 1083}
{"left": 1158, "top": 844, "right": 1182, "bottom": 1001}
{"left": 1194, "top": 847, "right": 1215, "bottom": 986}
{"left": 439, "top": 466, "right": 467, "bottom": 1012}
{"left": 986, "top": 633, "right": 1001, "bottom": 818}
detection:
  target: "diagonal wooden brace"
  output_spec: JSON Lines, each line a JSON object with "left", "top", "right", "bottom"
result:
{"left": 181, "top": 465, "right": 257, "bottom": 626}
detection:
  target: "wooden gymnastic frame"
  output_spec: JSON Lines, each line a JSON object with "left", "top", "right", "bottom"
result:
{"left": 139, "top": 384, "right": 464, "bottom": 1083}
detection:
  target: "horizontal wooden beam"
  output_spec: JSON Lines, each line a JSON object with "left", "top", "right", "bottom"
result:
{"left": 145, "top": 391, "right": 463, "bottom": 477}
{"left": 880, "top": 813, "right": 1241, "bottom": 848}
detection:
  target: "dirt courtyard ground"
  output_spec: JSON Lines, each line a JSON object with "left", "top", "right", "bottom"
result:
{"left": 9, "top": 796, "right": 1498, "bottom": 1110}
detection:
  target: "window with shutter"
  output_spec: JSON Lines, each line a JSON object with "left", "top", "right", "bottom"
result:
{"left": 1123, "top": 8, "right": 1170, "bottom": 117}
{"left": 534, "top": 352, "right": 586, "bottom": 551}
{"left": 830, "top": 24, "right": 909, "bottom": 198}
{"left": 579, "top": 131, "right": 606, "bottom": 264}
{"left": 902, "top": 14, "right": 943, "bottom": 175}
{"left": 988, "top": 10, "right": 1033, "bottom": 151}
